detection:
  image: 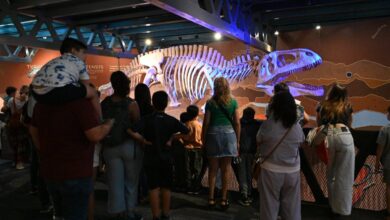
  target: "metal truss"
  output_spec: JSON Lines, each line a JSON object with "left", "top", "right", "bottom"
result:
{"left": 0, "top": 0, "right": 137, "bottom": 62}
{"left": 0, "top": 44, "right": 38, "bottom": 63}
{"left": 146, "top": 0, "right": 273, "bottom": 52}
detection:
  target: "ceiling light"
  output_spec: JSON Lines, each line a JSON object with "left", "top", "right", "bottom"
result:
{"left": 214, "top": 32, "right": 222, "bottom": 40}
{"left": 274, "top": 30, "right": 279, "bottom": 36}
{"left": 145, "top": 23, "right": 151, "bottom": 27}
{"left": 145, "top": 39, "right": 152, "bottom": 46}
{"left": 145, "top": 31, "right": 151, "bottom": 33}
{"left": 42, "top": 36, "right": 47, "bottom": 39}
{"left": 315, "top": 25, "right": 321, "bottom": 30}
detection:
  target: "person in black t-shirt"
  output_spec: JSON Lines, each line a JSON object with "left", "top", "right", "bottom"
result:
{"left": 130, "top": 91, "right": 189, "bottom": 220}
{"left": 237, "top": 107, "right": 262, "bottom": 206}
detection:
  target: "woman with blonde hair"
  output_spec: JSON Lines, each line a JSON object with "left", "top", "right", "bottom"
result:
{"left": 317, "top": 83, "right": 355, "bottom": 217}
{"left": 201, "top": 77, "right": 240, "bottom": 210}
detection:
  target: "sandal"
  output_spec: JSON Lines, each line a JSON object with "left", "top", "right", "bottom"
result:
{"left": 208, "top": 198, "right": 216, "bottom": 208}
{"left": 220, "top": 199, "right": 230, "bottom": 211}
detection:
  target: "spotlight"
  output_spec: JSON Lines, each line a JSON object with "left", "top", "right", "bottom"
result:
{"left": 214, "top": 32, "right": 222, "bottom": 40}
{"left": 42, "top": 36, "right": 47, "bottom": 39}
{"left": 145, "top": 39, "right": 152, "bottom": 46}
{"left": 316, "top": 25, "right": 321, "bottom": 30}
{"left": 145, "top": 23, "right": 151, "bottom": 27}
{"left": 274, "top": 30, "right": 279, "bottom": 36}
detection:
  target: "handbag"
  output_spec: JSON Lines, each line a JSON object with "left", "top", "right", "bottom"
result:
{"left": 306, "top": 124, "right": 329, "bottom": 164}
{"left": 252, "top": 125, "right": 293, "bottom": 180}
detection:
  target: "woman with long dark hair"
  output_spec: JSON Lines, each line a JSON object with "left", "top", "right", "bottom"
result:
{"left": 134, "top": 83, "right": 154, "bottom": 203}
{"left": 101, "top": 71, "right": 143, "bottom": 220}
{"left": 201, "top": 77, "right": 240, "bottom": 210}
{"left": 135, "top": 83, "right": 154, "bottom": 117}
{"left": 256, "top": 91, "right": 304, "bottom": 220}
{"left": 318, "top": 83, "right": 354, "bottom": 217}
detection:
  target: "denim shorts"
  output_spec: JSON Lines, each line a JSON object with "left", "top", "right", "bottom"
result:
{"left": 204, "top": 125, "right": 238, "bottom": 158}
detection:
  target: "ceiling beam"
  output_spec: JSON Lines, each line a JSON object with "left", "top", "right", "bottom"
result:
{"left": 275, "top": 9, "right": 390, "bottom": 31}
{"left": 45, "top": 0, "right": 149, "bottom": 18}
{"left": 98, "top": 14, "right": 185, "bottom": 31}
{"left": 139, "top": 32, "right": 214, "bottom": 45}
{"left": 270, "top": 6, "right": 390, "bottom": 27}
{"left": 261, "top": 0, "right": 390, "bottom": 21}
{"left": 11, "top": 0, "right": 72, "bottom": 9}
{"left": 150, "top": 37, "right": 217, "bottom": 47}
{"left": 0, "top": 36, "right": 136, "bottom": 58}
{"left": 119, "top": 22, "right": 200, "bottom": 35}
{"left": 73, "top": 9, "right": 167, "bottom": 26}
{"left": 136, "top": 27, "right": 210, "bottom": 39}
{"left": 146, "top": 0, "right": 272, "bottom": 52}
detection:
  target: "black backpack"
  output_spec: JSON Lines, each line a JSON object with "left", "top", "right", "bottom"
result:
{"left": 101, "top": 96, "right": 133, "bottom": 147}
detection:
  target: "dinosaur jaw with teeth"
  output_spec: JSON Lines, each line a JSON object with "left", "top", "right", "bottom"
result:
{"left": 256, "top": 48, "right": 323, "bottom": 97}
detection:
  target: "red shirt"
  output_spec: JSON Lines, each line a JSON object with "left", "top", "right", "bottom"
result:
{"left": 32, "top": 99, "right": 100, "bottom": 181}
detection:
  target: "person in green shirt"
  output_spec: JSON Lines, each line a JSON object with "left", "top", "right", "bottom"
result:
{"left": 201, "top": 77, "right": 240, "bottom": 210}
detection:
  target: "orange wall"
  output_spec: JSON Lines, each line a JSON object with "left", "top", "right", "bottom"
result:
{"left": 0, "top": 49, "right": 133, "bottom": 96}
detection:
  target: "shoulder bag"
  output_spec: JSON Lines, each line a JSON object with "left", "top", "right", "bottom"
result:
{"left": 252, "top": 125, "right": 293, "bottom": 180}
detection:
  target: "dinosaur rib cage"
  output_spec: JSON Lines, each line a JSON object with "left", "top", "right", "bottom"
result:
{"left": 125, "top": 45, "right": 258, "bottom": 102}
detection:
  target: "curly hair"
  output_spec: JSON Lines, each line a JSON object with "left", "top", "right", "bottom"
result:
{"left": 212, "top": 77, "right": 231, "bottom": 106}
{"left": 269, "top": 91, "right": 297, "bottom": 128}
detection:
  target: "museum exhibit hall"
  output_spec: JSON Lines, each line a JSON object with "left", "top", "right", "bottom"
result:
{"left": 0, "top": 0, "right": 389, "bottom": 219}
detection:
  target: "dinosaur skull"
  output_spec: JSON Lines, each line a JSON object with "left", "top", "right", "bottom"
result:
{"left": 257, "top": 48, "right": 322, "bottom": 87}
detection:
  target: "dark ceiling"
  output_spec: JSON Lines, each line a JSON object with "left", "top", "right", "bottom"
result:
{"left": 1, "top": 0, "right": 389, "bottom": 55}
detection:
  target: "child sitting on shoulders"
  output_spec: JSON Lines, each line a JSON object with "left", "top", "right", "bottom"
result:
{"left": 31, "top": 37, "right": 100, "bottom": 117}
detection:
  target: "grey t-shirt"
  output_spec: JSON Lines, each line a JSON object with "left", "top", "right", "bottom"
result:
{"left": 377, "top": 125, "right": 390, "bottom": 169}
{"left": 256, "top": 115, "right": 305, "bottom": 170}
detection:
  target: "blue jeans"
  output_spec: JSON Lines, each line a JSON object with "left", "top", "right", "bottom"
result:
{"left": 103, "top": 139, "right": 143, "bottom": 214}
{"left": 237, "top": 153, "right": 254, "bottom": 197}
{"left": 46, "top": 178, "right": 93, "bottom": 220}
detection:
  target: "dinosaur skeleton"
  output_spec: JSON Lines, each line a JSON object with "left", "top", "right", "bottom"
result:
{"left": 98, "top": 45, "right": 323, "bottom": 105}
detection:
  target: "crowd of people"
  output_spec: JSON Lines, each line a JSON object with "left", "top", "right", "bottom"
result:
{"left": 0, "top": 37, "right": 389, "bottom": 220}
